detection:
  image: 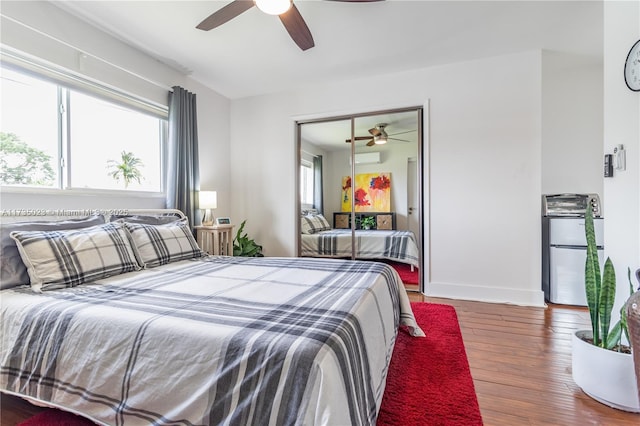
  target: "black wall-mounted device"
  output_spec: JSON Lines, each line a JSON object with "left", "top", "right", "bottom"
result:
{"left": 604, "top": 154, "right": 613, "bottom": 177}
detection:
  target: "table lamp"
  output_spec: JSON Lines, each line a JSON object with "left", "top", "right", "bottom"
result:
{"left": 199, "top": 190, "right": 217, "bottom": 226}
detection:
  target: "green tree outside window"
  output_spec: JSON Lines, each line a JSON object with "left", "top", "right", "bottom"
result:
{"left": 107, "top": 151, "right": 144, "bottom": 188}
{"left": 0, "top": 132, "right": 55, "bottom": 186}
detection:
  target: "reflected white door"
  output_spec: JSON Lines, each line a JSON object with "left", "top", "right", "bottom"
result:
{"left": 407, "top": 157, "right": 420, "bottom": 239}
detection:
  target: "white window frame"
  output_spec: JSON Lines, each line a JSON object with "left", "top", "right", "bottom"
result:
{"left": 0, "top": 56, "right": 168, "bottom": 197}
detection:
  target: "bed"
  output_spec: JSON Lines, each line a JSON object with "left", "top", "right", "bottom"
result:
{"left": 300, "top": 229, "right": 420, "bottom": 268}
{"left": 0, "top": 210, "right": 423, "bottom": 425}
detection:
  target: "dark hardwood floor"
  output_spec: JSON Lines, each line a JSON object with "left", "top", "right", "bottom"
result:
{"left": 409, "top": 293, "right": 640, "bottom": 425}
{"left": 2, "top": 294, "right": 639, "bottom": 425}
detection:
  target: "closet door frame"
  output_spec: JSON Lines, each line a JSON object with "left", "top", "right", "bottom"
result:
{"left": 295, "top": 106, "right": 424, "bottom": 292}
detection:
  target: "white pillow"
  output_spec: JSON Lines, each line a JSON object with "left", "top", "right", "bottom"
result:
{"left": 124, "top": 219, "right": 203, "bottom": 268}
{"left": 10, "top": 222, "right": 142, "bottom": 292}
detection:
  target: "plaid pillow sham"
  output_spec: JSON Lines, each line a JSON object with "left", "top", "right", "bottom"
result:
{"left": 301, "top": 214, "right": 331, "bottom": 234}
{"left": 124, "top": 219, "right": 203, "bottom": 268}
{"left": 10, "top": 222, "right": 142, "bottom": 292}
{"left": 0, "top": 215, "right": 105, "bottom": 290}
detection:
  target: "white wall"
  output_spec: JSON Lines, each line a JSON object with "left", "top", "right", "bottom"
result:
{"left": 603, "top": 1, "right": 640, "bottom": 310}
{"left": 0, "top": 1, "right": 231, "bottom": 217}
{"left": 541, "top": 51, "right": 604, "bottom": 197}
{"left": 230, "top": 51, "right": 546, "bottom": 306}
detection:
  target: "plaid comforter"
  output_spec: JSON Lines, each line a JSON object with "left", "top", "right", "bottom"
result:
{"left": 1, "top": 256, "right": 423, "bottom": 426}
{"left": 300, "top": 230, "right": 420, "bottom": 268}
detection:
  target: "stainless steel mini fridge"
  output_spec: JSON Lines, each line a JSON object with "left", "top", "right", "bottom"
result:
{"left": 542, "top": 194, "right": 603, "bottom": 306}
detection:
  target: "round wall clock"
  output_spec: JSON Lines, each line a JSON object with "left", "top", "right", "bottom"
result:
{"left": 624, "top": 39, "right": 640, "bottom": 91}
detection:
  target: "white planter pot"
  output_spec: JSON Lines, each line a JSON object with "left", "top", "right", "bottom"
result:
{"left": 572, "top": 330, "right": 640, "bottom": 412}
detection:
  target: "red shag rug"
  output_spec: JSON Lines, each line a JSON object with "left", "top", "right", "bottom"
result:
{"left": 17, "top": 409, "right": 93, "bottom": 426}
{"left": 378, "top": 302, "right": 483, "bottom": 425}
{"left": 384, "top": 260, "right": 419, "bottom": 284}
{"left": 18, "top": 303, "right": 480, "bottom": 426}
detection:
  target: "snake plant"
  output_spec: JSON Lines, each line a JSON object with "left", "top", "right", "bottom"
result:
{"left": 584, "top": 204, "right": 633, "bottom": 350}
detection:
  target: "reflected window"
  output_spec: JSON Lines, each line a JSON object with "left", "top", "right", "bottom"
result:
{"left": 300, "top": 159, "right": 314, "bottom": 207}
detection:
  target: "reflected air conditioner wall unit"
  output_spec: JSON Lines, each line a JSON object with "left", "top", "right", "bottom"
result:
{"left": 350, "top": 152, "right": 381, "bottom": 165}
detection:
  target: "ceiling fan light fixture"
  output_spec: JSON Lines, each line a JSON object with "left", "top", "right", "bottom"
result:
{"left": 374, "top": 135, "right": 387, "bottom": 145}
{"left": 255, "top": 0, "right": 292, "bottom": 15}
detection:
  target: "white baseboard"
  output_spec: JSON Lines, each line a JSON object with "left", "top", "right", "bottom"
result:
{"left": 424, "top": 281, "right": 546, "bottom": 307}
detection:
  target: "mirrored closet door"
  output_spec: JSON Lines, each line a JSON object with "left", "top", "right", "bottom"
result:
{"left": 296, "top": 107, "right": 423, "bottom": 291}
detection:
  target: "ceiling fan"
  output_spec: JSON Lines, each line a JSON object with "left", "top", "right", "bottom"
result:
{"left": 345, "top": 123, "right": 416, "bottom": 147}
{"left": 196, "top": 0, "right": 383, "bottom": 51}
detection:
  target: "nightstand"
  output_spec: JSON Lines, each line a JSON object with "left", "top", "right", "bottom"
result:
{"left": 376, "top": 214, "right": 394, "bottom": 230}
{"left": 195, "top": 224, "right": 234, "bottom": 256}
{"left": 334, "top": 213, "right": 350, "bottom": 229}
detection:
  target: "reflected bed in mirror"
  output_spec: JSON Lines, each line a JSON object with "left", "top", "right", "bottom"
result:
{"left": 300, "top": 228, "right": 419, "bottom": 268}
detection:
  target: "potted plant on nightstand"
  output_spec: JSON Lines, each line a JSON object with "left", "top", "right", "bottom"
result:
{"left": 358, "top": 216, "right": 376, "bottom": 230}
{"left": 571, "top": 204, "right": 639, "bottom": 412}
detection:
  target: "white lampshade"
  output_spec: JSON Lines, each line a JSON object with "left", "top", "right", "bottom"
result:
{"left": 255, "top": 0, "right": 291, "bottom": 15}
{"left": 199, "top": 191, "right": 218, "bottom": 209}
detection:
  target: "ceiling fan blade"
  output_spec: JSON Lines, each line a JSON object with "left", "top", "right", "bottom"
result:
{"left": 279, "top": 4, "right": 315, "bottom": 51}
{"left": 366, "top": 139, "right": 376, "bottom": 147}
{"left": 388, "top": 129, "right": 417, "bottom": 137}
{"left": 389, "top": 137, "right": 411, "bottom": 143}
{"left": 368, "top": 127, "right": 382, "bottom": 137}
{"left": 196, "top": 0, "right": 254, "bottom": 31}
{"left": 346, "top": 136, "right": 375, "bottom": 143}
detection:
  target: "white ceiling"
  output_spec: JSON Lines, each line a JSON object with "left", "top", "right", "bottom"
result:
{"left": 55, "top": 0, "right": 604, "bottom": 100}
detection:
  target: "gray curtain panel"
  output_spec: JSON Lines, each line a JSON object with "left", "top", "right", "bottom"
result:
{"left": 166, "top": 86, "right": 200, "bottom": 228}
{"left": 313, "top": 155, "right": 323, "bottom": 215}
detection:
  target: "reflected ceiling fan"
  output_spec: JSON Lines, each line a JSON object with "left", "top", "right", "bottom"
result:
{"left": 196, "top": 0, "right": 384, "bottom": 51}
{"left": 345, "top": 123, "right": 415, "bottom": 147}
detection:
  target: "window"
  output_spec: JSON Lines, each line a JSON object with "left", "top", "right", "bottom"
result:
{"left": 1, "top": 68, "right": 59, "bottom": 187}
{"left": 300, "top": 160, "right": 314, "bottom": 206}
{"left": 0, "top": 65, "right": 166, "bottom": 192}
{"left": 69, "top": 92, "right": 162, "bottom": 191}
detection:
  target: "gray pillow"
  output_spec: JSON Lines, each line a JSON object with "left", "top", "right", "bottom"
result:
{"left": 0, "top": 215, "right": 105, "bottom": 289}
{"left": 109, "top": 214, "right": 183, "bottom": 225}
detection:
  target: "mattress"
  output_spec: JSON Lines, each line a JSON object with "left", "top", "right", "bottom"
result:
{"left": 1, "top": 255, "right": 423, "bottom": 425}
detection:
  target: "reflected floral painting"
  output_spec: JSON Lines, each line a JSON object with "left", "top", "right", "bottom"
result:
{"left": 341, "top": 172, "right": 391, "bottom": 212}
